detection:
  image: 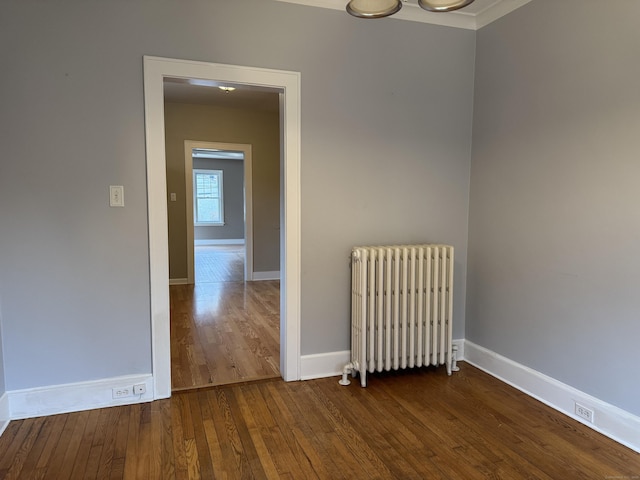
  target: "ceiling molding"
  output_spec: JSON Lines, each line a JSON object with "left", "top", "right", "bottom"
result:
{"left": 273, "top": 0, "right": 532, "bottom": 30}
{"left": 473, "top": 0, "right": 532, "bottom": 29}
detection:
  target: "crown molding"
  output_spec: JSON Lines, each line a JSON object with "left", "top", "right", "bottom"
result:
{"left": 473, "top": 0, "right": 532, "bottom": 29}
{"left": 273, "top": 0, "right": 532, "bottom": 30}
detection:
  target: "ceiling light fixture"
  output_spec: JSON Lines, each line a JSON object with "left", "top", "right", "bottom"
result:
{"left": 346, "top": 0, "right": 402, "bottom": 19}
{"left": 418, "top": 0, "right": 474, "bottom": 12}
{"left": 346, "top": 0, "right": 475, "bottom": 18}
{"left": 218, "top": 86, "right": 236, "bottom": 93}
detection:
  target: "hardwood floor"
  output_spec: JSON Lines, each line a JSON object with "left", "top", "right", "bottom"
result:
{"left": 1, "top": 364, "right": 638, "bottom": 479}
{"left": 171, "top": 245, "right": 281, "bottom": 391}
{"left": 195, "top": 245, "right": 244, "bottom": 283}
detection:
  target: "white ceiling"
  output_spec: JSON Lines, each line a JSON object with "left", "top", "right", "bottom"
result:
{"left": 274, "top": 0, "right": 532, "bottom": 30}
{"left": 163, "top": 78, "right": 281, "bottom": 112}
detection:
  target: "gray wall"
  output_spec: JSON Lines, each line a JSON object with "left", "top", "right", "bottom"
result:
{"left": 0, "top": 300, "right": 5, "bottom": 396}
{"left": 165, "top": 101, "right": 280, "bottom": 277}
{"left": 0, "top": 0, "right": 474, "bottom": 391}
{"left": 193, "top": 157, "right": 245, "bottom": 242}
{"left": 467, "top": 0, "right": 640, "bottom": 416}
{"left": 298, "top": 18, "right": 475, "bottom": 352}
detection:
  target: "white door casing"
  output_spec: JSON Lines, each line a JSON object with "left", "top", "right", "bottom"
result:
{"left": 143, "top": 56, "right": 301, "bottom": 399}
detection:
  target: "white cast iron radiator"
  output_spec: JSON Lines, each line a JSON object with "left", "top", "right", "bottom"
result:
{"left": 340, "top": 244, "right": 458, "bottom": 387}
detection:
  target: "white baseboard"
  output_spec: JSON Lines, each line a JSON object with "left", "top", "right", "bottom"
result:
{"left": 8, "top": 374, "right": 154, "bottom": 420}
{"left": 0, "top": 392, "right": 9, "bottom": 437}
{"left": 169, "top": 278, "right": 189, "bottom": 285}
{"left": 252, "top": 271, "right": 280, "bottom": 281}
{"left": 463, "top": 340, "right": 640, "bottom": 453}
{"left": 195, "top": 239, "right": 245, "bottom": 246}
{"left": 300, "top": 339, "right": 465, "bottom": 382}
{"left": 300, "top": 350, "right": 351, "bottom": 380}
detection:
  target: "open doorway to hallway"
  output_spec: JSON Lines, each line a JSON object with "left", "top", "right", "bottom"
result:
{"left": 144, "top": 56, "right": 301, "bottom": 398}
{"left": 164, "top": 76, "right": 282, "bottom": 391}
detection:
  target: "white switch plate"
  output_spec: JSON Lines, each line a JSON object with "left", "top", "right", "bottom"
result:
{"left": 170, "top": 192, "right": 177, "bottom": 202}
{"left": 110, "top": 185, "right": 124, "bottom": 207}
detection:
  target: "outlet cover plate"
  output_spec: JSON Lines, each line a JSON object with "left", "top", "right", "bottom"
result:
{"left": 575, "top": 402, "right": 595, "bottom": 423}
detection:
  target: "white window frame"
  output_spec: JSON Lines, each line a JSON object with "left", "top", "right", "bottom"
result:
{"left": 193, "top": 169, "right": 224, "bottom": 226}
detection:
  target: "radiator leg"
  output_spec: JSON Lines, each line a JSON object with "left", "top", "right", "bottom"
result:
{"left": 448, "top": 344, "right": 460, "bottom": 376}
{"left": 339, "top": 363, "right": 354, "bottom": 386}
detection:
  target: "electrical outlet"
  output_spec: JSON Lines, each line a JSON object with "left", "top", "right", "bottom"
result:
{"left": 575, "top": 402, "right": 594, "bottom": 423}
{"left": 133, "top": 384, "right": 146, "bottom": 395}
{"left": 112, "top": 387, "right": 133, "bottom": 399}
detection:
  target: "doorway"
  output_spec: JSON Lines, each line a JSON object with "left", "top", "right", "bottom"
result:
{"left": 184, "top": 141, "right": 253, "bottom": 284}
{"left": 165, "top": 80, "right": 280, "bottom": 390}
{"left": 143, "top": 56, "right": 301, "bottom": 399}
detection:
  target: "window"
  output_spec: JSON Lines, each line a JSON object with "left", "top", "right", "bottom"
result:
{"left": 194, "top": 169, "right": 224, "bottom": 225}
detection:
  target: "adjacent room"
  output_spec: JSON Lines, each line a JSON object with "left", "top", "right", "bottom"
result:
{"left": 163, "top": 80, "right": 283, "bottom": 390}
{"left": 0, "top": 0, "right": 639, "bottom": 477}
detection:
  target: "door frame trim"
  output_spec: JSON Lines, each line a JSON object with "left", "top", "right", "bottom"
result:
{"left": 143, "top": 56, "right": 301, "bottom": 398}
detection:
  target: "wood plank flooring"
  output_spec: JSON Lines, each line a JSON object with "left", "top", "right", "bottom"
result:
{"left": 195, "top": 245, "right": 244, "bottom": 284}
{"left": 171, "top": 244, "right": 280, "bottom": 391}
{"left": 170, "top": 280, "right": 281, "bottom": 391}
{"left": 1, "top": 364, "right": 639, "bottom": 479}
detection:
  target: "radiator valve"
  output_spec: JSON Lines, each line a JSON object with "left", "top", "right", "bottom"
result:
{"left": 339, "top": 363, "right": 354, "bottom": 386}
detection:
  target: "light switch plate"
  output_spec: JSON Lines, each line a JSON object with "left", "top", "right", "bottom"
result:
{"left": 110, "top": 185, "right": 124, "bottom": 207}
